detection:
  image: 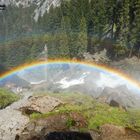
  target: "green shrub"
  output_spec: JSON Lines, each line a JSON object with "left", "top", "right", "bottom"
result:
{"left": 0, "top": 88, "right": 19, "bottom": 109}
{"left": 66, "top": 118, "right": 76, "bottom": 128}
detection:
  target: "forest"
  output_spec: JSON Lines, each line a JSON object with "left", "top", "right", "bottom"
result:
{"left": 0, "top": 0, "right": 140, "bottom": 71}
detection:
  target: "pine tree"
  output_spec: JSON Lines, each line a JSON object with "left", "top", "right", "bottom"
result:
{"left": 5, "top": 45, "right": 19, "bottom": 67}
{"left": 77, "top": 17, "right": 88, "bottom": 58}
{"left": 105, "top": 0, "right": 117, "bottom": 40}
{"left": 128, "top": 0, "right": 140, "bottom": 57}
{"left": 69, "top": 32, "right": 79, "bottom": 58}
{"left": 69, "top": 0, "right": 81, "bottom": 30}
{"left": 135, "top": 0, "right": 140, "bottom": 57}
{"left": 59, "top": 16, "right": 70, "bottom": 58}
{"left": 114, "top": 0, "right": 130, "bottom": 57}
{"left": 30, "top": 44, "right": 40, "bottom": 60}
{"left": 89, "top": 0, "right": 106, "bottom": 38}
{"left": 0, "top": 47, "right": 5, "bottom": 65}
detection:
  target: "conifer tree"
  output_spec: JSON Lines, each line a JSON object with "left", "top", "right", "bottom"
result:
{"left": 128, "top": 0, "right": 140, "bottom": 57}
{"left": 30, "top": 44, "right": 41, "bottom": 59}
{"left": 114, "top": 0, "right": 130, "bottom": 57}
{"left": 105, "top": 0, "right": 117, "bottom": 40}
{"left": 59, "top": 16, "right": 70, "bottom": 58}
{"left": 77, "top": 17, "right": 88, "bottom": 58}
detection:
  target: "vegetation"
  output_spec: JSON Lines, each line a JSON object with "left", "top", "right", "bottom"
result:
{"left": 0, "top": 0, "right": 140, "bottom": 71}
{"left": 30, "top": 92, "right": 140, "bottom": 132}
{"left": 0, "top": 88, "right": 19, "bottom": 109}
{"left": 66, "top": 117, "right": 76, "bottom": 128}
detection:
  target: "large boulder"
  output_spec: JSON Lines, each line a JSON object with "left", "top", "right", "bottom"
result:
{"left": 109, "top": 99, "right": 120, "bottom": 108}
{"left": 0, "top": 109, "right": 29, "bottom": 140}
{"left": 100, "top": 124, "right": 140, "bottom": 140}
{"left": 20, "top": 95, "right": 63, "bottom": 114}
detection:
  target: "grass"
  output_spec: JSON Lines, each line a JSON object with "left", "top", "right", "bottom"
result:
{"left": 0, "top": 88, "right": 19, "bottom": 109}
{"left": 30, "top": 92, "right": 140, "bottom": 132}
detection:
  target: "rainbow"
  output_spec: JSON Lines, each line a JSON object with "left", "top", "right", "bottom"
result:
{"left": 0, "top": 59, "right": 140, "bottom": 90}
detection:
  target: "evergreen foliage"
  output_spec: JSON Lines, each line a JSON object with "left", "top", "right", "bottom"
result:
{"left": 0, "top": 0, "right": 140, "bottom": 70}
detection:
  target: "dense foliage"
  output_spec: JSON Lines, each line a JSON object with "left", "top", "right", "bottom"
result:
{"left": 0, "top": 0, "right": 140, "bottom": 70}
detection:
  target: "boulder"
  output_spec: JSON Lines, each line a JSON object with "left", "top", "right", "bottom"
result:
{"left": 109, "top": 99, "right": 121, "bottom": 108}
{"left": 100, "top": 124, "right": 140, "bottom": 140}
{"left": 0, "top": 109, "right": 29, "bottom": 140}
{"left": 20, "top": 95, "right": 63, "bottom": 114}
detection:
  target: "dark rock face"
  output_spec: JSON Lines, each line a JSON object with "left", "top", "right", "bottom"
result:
{"left": 44, "top": 132, "right": 93, "bottom": 140}
{"left": 109, "top": 100, "right": 120, "bottom": 108}
{"left": 16, "top": 132, "right": 93, "bottom": 140}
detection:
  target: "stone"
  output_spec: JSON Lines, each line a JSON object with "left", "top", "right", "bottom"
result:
{"left": 100, "top": 124, "right": 140, "bottom": 140}
{"left": 20, "top": 95, "right": 63, "bottom": 114}
{"left": 109, "top": 99, "right": 120, "bottom": 108}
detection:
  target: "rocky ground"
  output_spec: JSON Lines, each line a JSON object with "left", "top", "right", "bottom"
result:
{"left": 0, "top": 91, "right": 140, "bottom": 140}
{"left": 0, "top": 109, "right": 29, "bottom": 140}
{"left": 16, "top": 113, "right": 140, "bottom": 140}
{"left": 0, "top": 92, "right": 63, "bottom": 140}
{"left": 0, "top": 92, "right": 31, "bottom": 140}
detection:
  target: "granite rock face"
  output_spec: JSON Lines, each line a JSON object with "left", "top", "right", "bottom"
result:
{"left": 0, "top": 0, "right": 61, "bottom": 21}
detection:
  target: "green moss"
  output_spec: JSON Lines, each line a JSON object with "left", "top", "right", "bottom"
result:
{"left": 30, "top": 111, "right": 59, "bottom": 120}
{"left": 0, "top": 88, "right": 19, "bottom": 109}
{"left": 66, "top": 117, "right": 76, "bottom": 128}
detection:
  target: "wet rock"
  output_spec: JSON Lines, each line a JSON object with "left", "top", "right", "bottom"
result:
{"left": 109, "top": 100, "right": 120, "bottom": 108}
